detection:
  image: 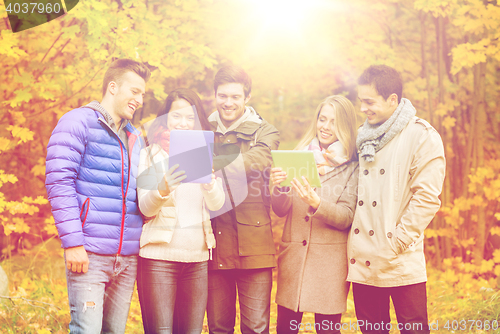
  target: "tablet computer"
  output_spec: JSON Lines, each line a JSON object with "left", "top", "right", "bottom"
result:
{"left": 168, "top": 130, "right": 214, "bottom": 183}
{"left": 271, "top": 150, "right": 321, "bottom": 188}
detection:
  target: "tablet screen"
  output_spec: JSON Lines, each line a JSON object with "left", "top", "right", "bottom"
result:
{"left": 168, "top": 130, "right": 214, "bottom": 183}
{"left": 271, "top": 150, "right": 321, "bottom": 188}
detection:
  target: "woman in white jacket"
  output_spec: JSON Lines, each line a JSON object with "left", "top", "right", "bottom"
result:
{"left": 137, "top": 88, "right": 224, "bottom": 334}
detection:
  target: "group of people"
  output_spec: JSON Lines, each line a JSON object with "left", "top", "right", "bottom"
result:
{"left": 45, "top": 59, "right": 445, "bottom": 334}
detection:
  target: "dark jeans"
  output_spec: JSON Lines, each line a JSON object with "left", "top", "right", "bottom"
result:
{"left": 352, "top": 282, "right": 430, "bottom": 334}
{"left": 137, "top": 257, "right": 208, "bottom": 334}
{"left": 276, "top": 305, "right": 341, "bottom": 334}
{"left": 207, "top": 268, "right": 273, "bottom": 334}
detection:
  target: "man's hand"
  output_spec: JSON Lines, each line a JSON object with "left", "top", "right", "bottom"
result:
{"left": 65, "top": 245, "right": 89, "bottom": 273}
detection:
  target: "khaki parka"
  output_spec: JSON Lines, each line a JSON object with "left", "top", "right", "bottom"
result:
{"left": 347, "top": 116, "right": 445, "bottom": 287}
{"left": 208, "top": 108, "right": 280, "bottom": 270}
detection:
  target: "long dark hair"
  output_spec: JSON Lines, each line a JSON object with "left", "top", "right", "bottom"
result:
{"left": 148, "top": 88, "right": 211, "bottom": 146}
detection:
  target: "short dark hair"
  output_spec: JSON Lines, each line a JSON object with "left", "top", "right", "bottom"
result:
{"left": 213, "top": 65, "right": 252, "bottom": 98}
{"left": 102, "top": 59, "right": 151, "bottom": 97}
{"left": 358, "top": 65, "right": 402, "bottom": 103}
{"left": 148, "top": 88, "right": 211, "bottom": 146}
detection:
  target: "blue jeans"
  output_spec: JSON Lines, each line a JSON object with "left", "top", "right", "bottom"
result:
{"left": 353, "top": 282, "right": 430, "bottom": 334}
{"left": 207, "top": 268, "right": 273, "bottom": 334}
{"left": 65, "top": 252, "right": 138, "bottom": 334}
{"left": 137, "top": 257, "right": 208, "bottom": 334}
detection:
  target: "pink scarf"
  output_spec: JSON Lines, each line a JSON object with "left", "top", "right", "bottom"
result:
{"left": 152, "top": 126, "right": 171, "bottom": 154}
{"left": 308, "top": 138, "right": 349, "bottom": 175}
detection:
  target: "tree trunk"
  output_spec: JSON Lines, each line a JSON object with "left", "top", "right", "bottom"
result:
{"left": 420, "top": 12, "right": 442, "bottom": 266}
{"left": 434, "top": 15, "right": 454, "bottom": 261}
{"left": 473, "top": 61, "right": 487, "bottom": 263}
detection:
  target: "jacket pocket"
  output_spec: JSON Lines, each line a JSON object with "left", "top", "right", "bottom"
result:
{"left": 80, "top": 198, "right": 90, "bottom": 228}
{"left": 235, "top": 202, "right": 275, "bottom": 256}
{"left": 277, "top": 241, "right": 291, "bottom": 264}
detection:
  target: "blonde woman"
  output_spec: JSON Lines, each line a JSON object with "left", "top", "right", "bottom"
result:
{"left": 271, "top": 95, "right": 359, "bottom": 334}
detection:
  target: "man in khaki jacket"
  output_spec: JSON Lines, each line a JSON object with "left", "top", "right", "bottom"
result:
{"left": 347, "top": 65, "right": 445, "bottom": 334}
{"left": 206, "top": 65, "right": 280, "bottom": 334}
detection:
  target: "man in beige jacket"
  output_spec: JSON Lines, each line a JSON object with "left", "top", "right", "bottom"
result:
{"left": 347, "top": 65, "right": 445, "bottom": 334}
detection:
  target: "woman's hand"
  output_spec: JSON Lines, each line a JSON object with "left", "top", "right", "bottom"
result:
{"left": 158, "top": 164, "right": 186, "bottom": 197}
{"left": 270, "top": 167, "right": 287, "bottom": 187}
{"left": 290, "top": 176, "right": 321, "bottom": 210}
{"left": 202, "top": 170, "right": 216, "bottom": 191}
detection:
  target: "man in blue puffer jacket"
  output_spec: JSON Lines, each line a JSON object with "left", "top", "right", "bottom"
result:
{"left": 45, "top": 59, "right": 151, "bottom": 333}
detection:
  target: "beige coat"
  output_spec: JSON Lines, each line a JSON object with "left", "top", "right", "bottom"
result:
{"left": 272, "top": 161, "right": 359, "bottom": 314}
{"left": 347, "top": 117, "right": 445, "bottom": 287}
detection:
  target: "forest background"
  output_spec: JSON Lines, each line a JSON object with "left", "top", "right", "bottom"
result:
{"left": 1, "top": 0, "right": 500, "bottom": 332}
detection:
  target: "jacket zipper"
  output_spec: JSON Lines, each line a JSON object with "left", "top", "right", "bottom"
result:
{"left": 117, "top": 140, "right": 126, "bottom": 255}
{"left": 80, "top": 197, "right": 90, "bottom": 228}
{"left": 118, "top": 133, "right": 138, "bottom": 254}
{"left": 117, "top": 134, "right": 136, "bottom": 254}
{"left": 98, "top": 117, "right": 134, "bottom": 255}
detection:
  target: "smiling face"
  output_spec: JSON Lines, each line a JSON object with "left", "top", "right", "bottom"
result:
{"left": 358, "top": 84, "right": 398, "bottom": 126}
{"left": 215, "top": 83, "right": 250, "bottom": 128}
{"left": 316, "top": 104, "right": 338, "bottom": 149}
{"left": 167, "top": 98, "right": 196, "bottom": 131}
{"left": 112, "top": 71, "right": 146, "bottom": 122}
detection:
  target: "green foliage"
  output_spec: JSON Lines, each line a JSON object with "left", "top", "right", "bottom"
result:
{"left": 0, "top": 0, "right": 218, "bottom": 253}
{"left": 1, "top": 0, "right": 500, "bottom": 330}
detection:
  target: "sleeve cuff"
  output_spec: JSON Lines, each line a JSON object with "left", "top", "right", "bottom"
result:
{"left": 276, "top": 186, "right": 291, "bottom": 194}
{"left": 156, "top": 187, "right": 172, "bottom": 200}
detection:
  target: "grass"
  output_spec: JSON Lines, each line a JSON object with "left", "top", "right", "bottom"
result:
{"left": 1, "top": 237, "right": 499, "bottom": 333}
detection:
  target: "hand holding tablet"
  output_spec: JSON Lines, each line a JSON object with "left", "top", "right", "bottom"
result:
{"left": 158, "top": 164, "right": 186, "bottom": 197}
{"left": 271, "top": 150, "right": 321, "bottom": 188}
{"left": 290, "top": 176, "right": 321, "bottom": 210}
{"left": 168, "top": 130, "right": 214, "bottom": 184}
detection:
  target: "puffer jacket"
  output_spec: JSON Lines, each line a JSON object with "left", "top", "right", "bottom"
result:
{"left": 45, "top": 107, "right": 143, "bottom": 256}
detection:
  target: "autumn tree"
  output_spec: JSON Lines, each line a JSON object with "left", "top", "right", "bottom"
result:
{"left": 0, "top": 0, "right": 217, "bottom": 254}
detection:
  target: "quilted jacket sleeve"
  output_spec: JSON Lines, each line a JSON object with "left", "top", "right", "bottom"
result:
{"left": 45, "top": 109, "right": 88, "bottom": 249}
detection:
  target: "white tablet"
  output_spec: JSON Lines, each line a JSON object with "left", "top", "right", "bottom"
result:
{"left": 168, "top": 130, "right": 214, "bottom": 183}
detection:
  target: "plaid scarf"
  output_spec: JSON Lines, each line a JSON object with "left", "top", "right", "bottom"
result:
{"left": 356, "top": 98, "right": 416, "bottom": 162}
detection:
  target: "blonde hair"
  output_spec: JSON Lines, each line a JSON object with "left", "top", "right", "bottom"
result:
{"left": 295, "top": 95, "right": 358, "bottom": 161}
